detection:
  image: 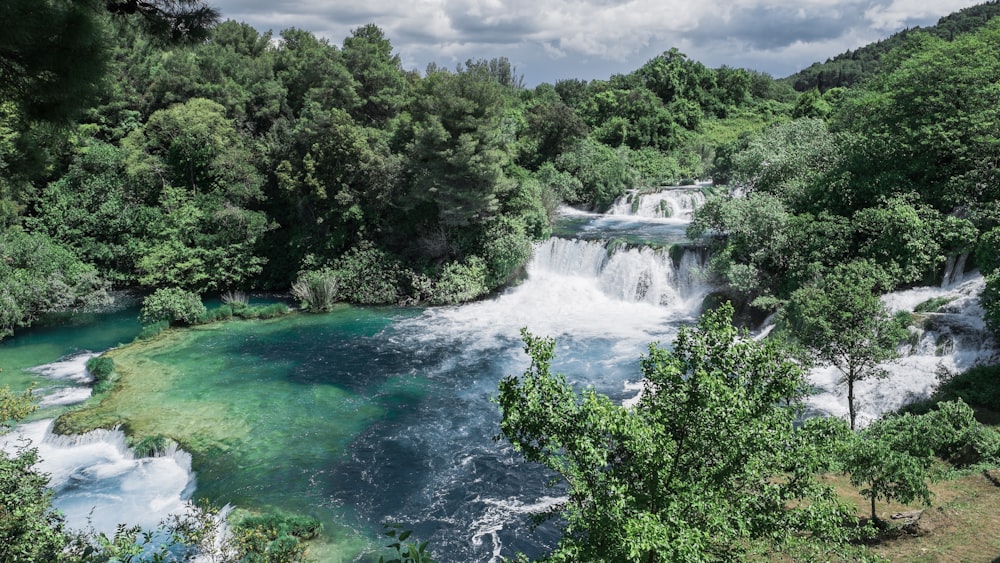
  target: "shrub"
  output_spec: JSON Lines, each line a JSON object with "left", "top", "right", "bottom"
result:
{"left": 426, "top": 257, "right": 489, "bottom": 305}
{"left": 221, "top": 290, "right": 249, "bottom": 309}
{"left": 130, "top": 434, "right": 171, "bottom": 457}
{"left": 984, "top": 272, "right": 1000, "bottom": 337}
{"left": 140, "top": 288, "right": 207, "bottom": 326}
{"left": 291, "top": 269, "right": 338, "bottom": 311}
{"left": 333, "top": 241, "right": 404, "bottom": 304}
{"left": 478, "top": 217, "right": 532, "bottom": 289}
{"left": 86, "top": 356, "right": 116, "bottom": 394}
{"left": 976, "top": 227, "right": 1000, "bottom": 275}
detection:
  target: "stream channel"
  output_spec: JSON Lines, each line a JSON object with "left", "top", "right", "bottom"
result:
{"left": 1, "top": 185, "right": 996, "bottom": 561}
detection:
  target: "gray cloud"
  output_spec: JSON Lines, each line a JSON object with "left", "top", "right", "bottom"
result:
{"left": 210, "top": 0, "right": 983, "bottom": 84}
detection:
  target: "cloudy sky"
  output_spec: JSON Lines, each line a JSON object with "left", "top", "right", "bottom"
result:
{"left": 211, "top": 0, "right": 984, "bottom": 85}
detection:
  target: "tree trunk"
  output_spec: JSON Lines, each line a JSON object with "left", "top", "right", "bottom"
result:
{"left": 871, "top": 495, "right": 877, "bottom": 522}
{"left": 848, "top": 374, "right": 857, "bottom": 431}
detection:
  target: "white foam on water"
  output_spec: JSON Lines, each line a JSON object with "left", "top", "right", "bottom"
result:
{"left": 38, "top": 387, "right": 94, "bottom": 407}
{"left": 403, "top": 238, "right": 710, "bottom": 354}
{"left": 1, "top": 419, "right": 196, "bottom": 535}
{"left": 470, "top": 495, "right": 566, "bottom": 563}
{"left": 29, "top": 351, "right": 100, "bottom": 407}
{"left": 607, "top": 188, "right": 708, "bottom": 221}
{"left": 807, "top": 275, "right": 998, "bottom": 427}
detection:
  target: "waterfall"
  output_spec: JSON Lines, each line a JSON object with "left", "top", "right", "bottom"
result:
{"left": 529, "top": 238, "right": 708, "bottom": 306}
{"left": 1, "top": 419, "right": 196, "bottom": 535}
{"left": 30, "top": 351, "right": 99, "bottom": 407}
{"left": 941, "top": 252, "right": 970, "bottom": 288}
{"left": 806, "top": 275, "right": 998, "bottom": 427}
{"left": 607, "top": 187, "right": 708, "bottom": 221}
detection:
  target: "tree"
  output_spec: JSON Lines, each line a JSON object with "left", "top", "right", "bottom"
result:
{"left": 341, "top": 24, "right": 410, "bottom": 126}
{"left": 405, "top": 66, "right": 508, "bottom": 228}
{"left": 0, "top": 0, "right": 108, "bottom": 123}
{"left": 497, "top": 303, "right": 858, "bottom": 561}
{"left": 105, "top": 0, "right": 220, "bottom": 44}
{"left": 0, "top": 0, "right": 218, "bottom": 123}
{"left": 140, "top": 286, "right": 206, "bottom": 325}
{"left": 835, "top": 21, "right": 1000, "bottom": 212}
{"left": 784, "top": 260, "right": 906, "bottom": 430}
{"left": 0, "top": 228, "right": 110, "bottom": 340}
{"left": 842, "top": 412, "right": 934, "bottom": 522}
{"left": 0, "top": 387, "right": 71, "bottom": 562}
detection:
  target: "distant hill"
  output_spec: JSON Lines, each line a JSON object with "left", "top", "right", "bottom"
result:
{"left": 783, "top": 1, "right": 1000, "bottom": 92}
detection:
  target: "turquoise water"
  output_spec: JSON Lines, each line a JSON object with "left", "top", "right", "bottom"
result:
{"left": 1, "top": 212, "right": 708, "bottom": 561}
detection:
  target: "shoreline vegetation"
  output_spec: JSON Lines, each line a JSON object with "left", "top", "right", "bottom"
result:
{"left": 2, "top": 0, "right": 1000, "bottom": 560}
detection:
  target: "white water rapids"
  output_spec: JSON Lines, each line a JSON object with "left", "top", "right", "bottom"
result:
{"left": 4, "top": 185, "right": 998, "bottom": 560}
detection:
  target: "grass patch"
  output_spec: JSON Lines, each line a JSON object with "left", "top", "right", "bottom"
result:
{"left": 820, "top": 470, "right": 1000, "bottom": 562}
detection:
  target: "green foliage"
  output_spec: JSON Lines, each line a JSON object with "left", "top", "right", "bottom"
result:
{"left": 554, "top": 137, "right": 637, "bottom": 209}
{"left": 843, "top": 414, "right": 935, "bottom": 521}
{"left": 977, "top": 227, "right": 1000, "bottom": 275}
{"left": 913, "top": 296, "right": 956, "bottom": 313}
{"left": 332, "top": 241, "right": 405, "bottom": 304}
{"left": 785, "top": 1, "right": 1000, "bottom": 92}
{"left": 0, "top": 446, "right": 72, "bottom": 562}
{"left": 982, "top": 272, "right": 1000, "bottom": 337}
{"left": 784, "top": 260, "right": 905, "bottom": 430}
{"left": 903, "top": 364, "right": 1000, "bottom": 415}
{"left": 851, "top": 196, "right": 946, "bottom": 286}
{"left": 0, "top": 228, "right": 110, "bottom": 340}
{"left": 836, "top": 21, "right": 1000, "bottom": 212}
{"left": 86, "top": 356, "right": 117, "bottom": 394}
{"left": 0, "top": 0, "right": 107, "bottom": 123}
{"left": 423, "top": 257, "right": 490, "bottom": 305}
{"left": 379, "top": 524, "right": 434, "bottom": 563}
{"left": 291, "top": 269, "right": 339, "bottom": 311}
{"left": 718, "top": 118, "right": 841, "bottom": 213}
{"left": 137, "top": 320, "right": 169, "bottom": 340}
{"left": 140, "top": 287, "right": 206, "bottom": 326}
{"left": 497, "top": 303, "right": 861, "bottom": 561}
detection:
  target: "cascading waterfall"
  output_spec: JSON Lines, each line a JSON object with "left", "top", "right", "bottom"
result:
{"left": 529, "top": 238, "right": 708, "bottom": 306}
{"left": 806, "top": 274, "right": 998, "bottom": 427}
{"left": 607, "top": 186, "right": 709, "bottom": 221}
{"left": 3, "top": 352, "right": 197, "bottom": 536}
{"left": 1, "top": 419, "right": 196, "bottom": 535}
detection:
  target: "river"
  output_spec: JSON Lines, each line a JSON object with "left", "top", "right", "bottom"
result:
{"left": 1, "top": 185, "right": 995, "bottom": 561}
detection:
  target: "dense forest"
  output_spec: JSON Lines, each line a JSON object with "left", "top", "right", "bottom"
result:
{"left": 1, "top": 0, "right": 800, "bottom": 339}
{"left": 2, "top": 0, "right": 1000, "bottom": 561}
{"left": 784, "top": 0, "right": 1000, "bottom": 92}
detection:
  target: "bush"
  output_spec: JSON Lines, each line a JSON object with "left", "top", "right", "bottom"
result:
{"left": 426, "top": 257, "right": 489, "bottom": 305}
{"left": 976, "top": 227, "right": 1000, "bottom": 275}
{"left": 984, "top": 272, "right": 1000, "bottom": 337}
{"left": 86, "top": 356, "right": 116, "bottom": 394}
{"left": 478, "top": 217, "right": 532, "bottom": 289}
{"left": 140, "top": 288, "right": 207, "bottom": 326}
{"left": 291, "top": 269, "right": 338, "bottom": 311}
{"left": 332, "top": 241, "right": 404, "bottom": 304}
{"left": 137, "top": 320, "right": 169, "bottom": 340}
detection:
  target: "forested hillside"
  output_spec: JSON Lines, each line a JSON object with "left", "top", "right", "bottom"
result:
{"left": 1, "top": 4, "right": 797, "bottom": 339}
{"left": 2, "top": 0, "right": 1000, "bottom": 561}
{"left": 784, "top": 0, "right": 1000, "bottom": 91}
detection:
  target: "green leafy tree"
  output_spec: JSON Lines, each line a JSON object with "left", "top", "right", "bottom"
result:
{"left": 843, "top": 411, "right": 939, "bottom": 521}
{"left": 405, "top": 66, "right": 508, "bottom": 228}
{"left": 785, "top": 260, "right": 906, "bottom": 430}
{"left": 341, "top": 24, "right": 410, "bottom": 126}
{"left": 0, "top": 229, "right": 110, "bottom": 340}
{"left": 836, "top": 21, "right": 1000, "bottom": 212}
{"left": 140, "top": 286, "right": 206, "bottom": 325}
{"left": 497, "top": 303, "right": 858, "bottom": 561}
